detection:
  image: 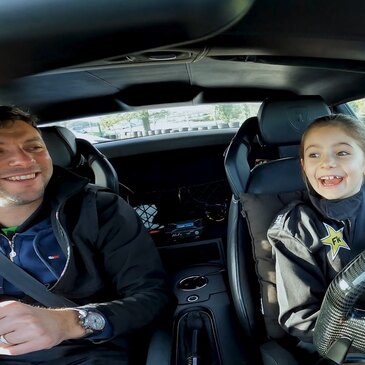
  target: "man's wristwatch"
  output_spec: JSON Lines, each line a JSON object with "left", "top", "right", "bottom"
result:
{"left": 74, "top": 308, "right": 106, "bottom": 334}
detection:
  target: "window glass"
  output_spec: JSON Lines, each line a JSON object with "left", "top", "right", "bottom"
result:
{"left": 348, "top": 98, "right": 365, "bottom": 121}
{"left": 42, "top": 103, "right": 261, "bottom": 143}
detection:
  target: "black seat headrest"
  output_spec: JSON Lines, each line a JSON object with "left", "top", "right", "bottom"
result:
{"left": 257, "top": 96, "right": 331, "bottom": 146}
{"left": 40, "top": 126, "right": 82, "bottom": 168}
{"left": 40, "top": 125, "right": 120, "bottom": 194}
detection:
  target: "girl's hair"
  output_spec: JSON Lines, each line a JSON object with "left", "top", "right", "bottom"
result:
{"left": 300, "top": 113, "right": 365, "bottom": 159}
{"left": 0, "top": 105, "right": 39, "bottom": 131}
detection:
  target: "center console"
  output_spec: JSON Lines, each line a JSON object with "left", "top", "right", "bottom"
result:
{"left": 147, "top": 238, "right": 257, "bottom": 365}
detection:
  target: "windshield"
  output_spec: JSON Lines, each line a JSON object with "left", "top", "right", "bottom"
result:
{"left": 42, "top": 103, "right": 261, "bottom": 143}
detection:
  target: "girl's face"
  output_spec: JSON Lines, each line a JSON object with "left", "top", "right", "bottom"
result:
{"left": 301, "top": 125, "right": 365, "bottom": 200}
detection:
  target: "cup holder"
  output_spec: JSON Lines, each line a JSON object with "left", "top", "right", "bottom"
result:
{"left": 178, "top": 275, "right": 208, "bottom": 291}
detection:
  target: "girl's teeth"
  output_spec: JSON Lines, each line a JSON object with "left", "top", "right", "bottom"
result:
{"left": 321, "top": 175, "right": 340, "bottom": 180}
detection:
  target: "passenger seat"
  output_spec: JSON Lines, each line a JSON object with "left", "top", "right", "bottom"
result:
{"left": 224, "top": 96, "right": 331, "bottom": 364}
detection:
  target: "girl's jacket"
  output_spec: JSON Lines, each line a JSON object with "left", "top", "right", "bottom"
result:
{"left": 268, "top": 185, "right": 365, "bottom": 342}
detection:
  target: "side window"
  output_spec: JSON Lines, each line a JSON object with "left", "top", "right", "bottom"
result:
{"left": 347, "top": 98, "right": 365, "bottom": 121}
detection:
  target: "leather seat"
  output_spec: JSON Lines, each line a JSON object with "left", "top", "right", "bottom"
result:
{"left": 40, "top": 125, "right": 119, "bottom": 194}
{"left": 224, "top": 96, "right": 331, "bottom": 364}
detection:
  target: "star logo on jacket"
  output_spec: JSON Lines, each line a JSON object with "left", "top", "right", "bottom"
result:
{"left": 320, "top": 223, "right": 350, "bottom": 260}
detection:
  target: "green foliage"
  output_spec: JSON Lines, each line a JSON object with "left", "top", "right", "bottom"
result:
{"left": 215, "top": 103, "right": 260, "bottom": 123}
{"left": 150, "top": 109, "right": 169, "bottom": 121}
{"left": 347, "top": 98, "right": 365, "bottom": 123}
{"left": 100, "top": 110, "right": 151, "bottom": 131}
{"left": 348, "top": 99, "right": 365, "bottom": 118}
{"left": 100, "top": 113, "right": 127, "bottom": 129}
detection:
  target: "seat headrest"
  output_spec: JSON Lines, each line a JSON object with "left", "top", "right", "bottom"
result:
{"left": 257, "top": 96, "right": 331, "bottom": 146}
{"left": 40, "top": 126, "right": 81, "bottom": 168}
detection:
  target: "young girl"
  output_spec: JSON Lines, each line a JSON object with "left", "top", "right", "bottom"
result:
{"left": 268, "top": 114, "right": 365, "bottom": 343}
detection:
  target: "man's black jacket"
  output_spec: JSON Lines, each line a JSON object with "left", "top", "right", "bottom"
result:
{"left": 37, "top": 166, "right": 171, "bottom": 348}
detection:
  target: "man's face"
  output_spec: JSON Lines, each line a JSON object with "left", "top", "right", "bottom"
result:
{"left": 301, "top": 125, "right": 365, "bottom": 200}
{"left": 0, "top": 120, "right": 53, "bottom": 207}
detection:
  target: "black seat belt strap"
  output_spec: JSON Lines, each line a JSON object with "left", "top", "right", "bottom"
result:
{"left": 352, "top": 190, "right": 365, "bottom": 257}
{"left": 0, "top": 253, "right": 76, "bottom": 308}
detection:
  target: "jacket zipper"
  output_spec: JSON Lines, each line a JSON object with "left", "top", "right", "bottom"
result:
{"left": 50, "top": 206, "right": 71, "bottom": 289}
{"left": 1, "top": 233, "right": 17, "bottom": 262}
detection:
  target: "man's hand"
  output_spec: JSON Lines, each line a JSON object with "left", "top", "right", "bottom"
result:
{"left": 0, "top": 300, "right": 86, "bottom": 356}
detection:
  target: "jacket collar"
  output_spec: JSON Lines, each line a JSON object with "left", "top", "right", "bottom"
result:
{"left": 47, "top": 165, "right": 89, "bottom": 205}
{"left": 17, "top": 166, "right": 89, "bottom": 232}
{"left": 308, "top": 183, "right": 364, "bottom": 221}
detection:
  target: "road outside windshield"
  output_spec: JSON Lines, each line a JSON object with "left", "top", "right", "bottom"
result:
{"left": 43, "top": 103, "right": 261, "bottom": 143}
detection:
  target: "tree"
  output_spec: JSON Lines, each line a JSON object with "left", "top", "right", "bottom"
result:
{"left": 150, "top": 109, "right": 169, "bottom": 126}
{"left": 348, "top": 99, "right": 365, "bottom": 122}
{"left": 139, "top": 110, "right": 151, "bottom": 132}
{"left": 215, "top": 104, "right": 243, "bottom": 123}
{"left": 100, "top": 113, "right": 127, "bottom": 130}
{"left": 100, "top": 111, "right": 151, "bottom": 132}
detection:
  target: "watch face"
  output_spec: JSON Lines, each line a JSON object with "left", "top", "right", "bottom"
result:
{"left": 84, "top": 311, "right": 106, "bottom": 331}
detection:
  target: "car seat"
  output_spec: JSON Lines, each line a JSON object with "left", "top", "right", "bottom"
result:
{"left": 224, "top": 96, "right": 331, "bottom": 364}
{"left": 40, "top": 125, "right": 119, "bottom": 194}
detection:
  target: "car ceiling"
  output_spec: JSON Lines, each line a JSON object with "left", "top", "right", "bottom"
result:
{"left": 1, "top": 0, "right": 365, "bottom": 123}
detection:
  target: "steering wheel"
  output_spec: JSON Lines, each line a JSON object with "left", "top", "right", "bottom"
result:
{"left": 314, "top": 251, "right": 365, "bottom": 364}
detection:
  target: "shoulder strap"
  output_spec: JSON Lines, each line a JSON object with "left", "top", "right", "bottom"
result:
{"left": 0, "top": 253, "right": 76, "bottom": 308}
{"left": 77, "top": 183, "right": 111, "bottom": 245}
{"left": 353, "top": 201, "right": 365, "bottom": 257}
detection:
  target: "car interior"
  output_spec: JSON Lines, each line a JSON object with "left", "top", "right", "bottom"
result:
{"left": 1, "top": 0, "right": 365, "bottom": 364}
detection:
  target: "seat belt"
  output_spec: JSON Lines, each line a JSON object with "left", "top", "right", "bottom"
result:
{"left": 0, "top": 252, "right": 76, "bottom": 308}
{"left": 352, "top": 190, "right": 365, "bottom": 257}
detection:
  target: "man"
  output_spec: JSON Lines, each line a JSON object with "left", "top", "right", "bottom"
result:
{"left": 0, "top": 106, "right": 171, "bottom": 364}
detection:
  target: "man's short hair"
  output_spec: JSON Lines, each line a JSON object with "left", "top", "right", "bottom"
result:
{"left": 0, "top": 106, "right": 39, "bottom": 131}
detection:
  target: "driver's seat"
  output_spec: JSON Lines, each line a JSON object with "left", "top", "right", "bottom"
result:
{"left": 224, "top": 96, "right": 331, "bottom": 364}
